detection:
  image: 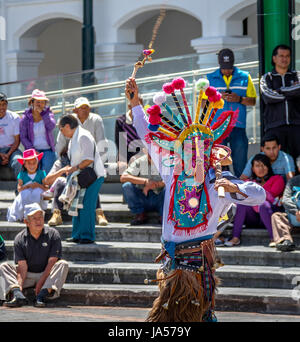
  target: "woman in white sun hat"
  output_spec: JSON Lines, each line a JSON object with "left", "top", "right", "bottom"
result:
{"left": 20, "top": 89, "right": 57, "bottom": 174}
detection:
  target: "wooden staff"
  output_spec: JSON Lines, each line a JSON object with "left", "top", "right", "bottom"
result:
{"left": 215, "top": 160, "right": 225, "bottom": 198}
{"left": 129, "top": 8, "right": 166, "bottom": 97}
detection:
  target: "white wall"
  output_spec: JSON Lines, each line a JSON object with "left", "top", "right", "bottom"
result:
{"left": 0, "top": 0, "right": 258, "bottom": 83}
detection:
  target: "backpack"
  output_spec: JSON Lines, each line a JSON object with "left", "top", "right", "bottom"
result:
{"left": 287, "top": 186, "right": 300, "bottom": 228}
{"left": 0, "top": 234, "right": 7, "bottom": 261}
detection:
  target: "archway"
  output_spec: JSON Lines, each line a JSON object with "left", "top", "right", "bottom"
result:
{"left": 20, "top": 18, "right": 82, "bottom": 79}
{"left": 135, "top": 9, "right": 202, "bottom": 59}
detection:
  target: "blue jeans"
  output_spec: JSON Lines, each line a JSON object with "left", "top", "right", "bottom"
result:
{"left": 222, "top": 127, "right": 248, "bottom": 178}
{"left": 0, "top": 147, "right": 22, "bottom": 178}
{"left": 72, "top": 177, "right": 104, "bottom": 241}
{"left": 37, "top": 149, "right": 57, "bottom": 174}
{"left": 122, "top": 182, "right": 165, "bottom": 216}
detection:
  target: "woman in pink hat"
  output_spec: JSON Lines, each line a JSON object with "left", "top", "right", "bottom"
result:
{"left": 7, "top": 149, "right": 48, "bottom": 222}
{"left": 20, "top": 89, "right": 57, "bottom": 174}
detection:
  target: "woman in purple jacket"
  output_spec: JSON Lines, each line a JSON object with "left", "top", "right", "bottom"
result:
{"left": 20, "top": 89, "right": 57, "bottom": 174}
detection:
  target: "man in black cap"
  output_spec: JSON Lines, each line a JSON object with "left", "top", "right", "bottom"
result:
{"left": 205, "top": 49, "right": 257, "bottom": 178}
{"left": 0, "top": 92, "right": 23, "bottom": 179}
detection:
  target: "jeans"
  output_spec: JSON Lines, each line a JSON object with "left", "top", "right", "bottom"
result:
{"left": 0, "top": 147, "right": 22, "bottom": 178}
{"left": 122, "top": 182, "right": 165, "bottom": 216}
{"left": 222, "top": 127, "right": 248, "bottom": 178}
{"left": 232, "top": 201, "right": 283, "bottom": 240}
{"left": 37, "top": 149, "right": 57, "bottom": 175}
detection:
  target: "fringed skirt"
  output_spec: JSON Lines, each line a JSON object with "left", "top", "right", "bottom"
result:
{"left": 146, "top": 238, "right": 223, "bottom": 322}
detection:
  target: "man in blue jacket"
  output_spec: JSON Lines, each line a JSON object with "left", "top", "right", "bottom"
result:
{"left": 206, "top": 49, "right": 257, "bottom": 177}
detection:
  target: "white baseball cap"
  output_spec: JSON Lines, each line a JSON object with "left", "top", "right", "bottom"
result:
{"left": 24, "top": 203, "right": 44, "bottom": 219}
{"left": 74, "top": 97, "right": 90, "bottom": 109}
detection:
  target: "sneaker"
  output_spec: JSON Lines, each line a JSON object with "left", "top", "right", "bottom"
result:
{"left": 48, "top": 209, "right": 63, "bottom": 226}
{"left": 4, "top": 296, "right": 28, "bottom": 308}
{"left": 96, "top": 209, "right": 108, "bottom": 226}
{"left": 42, "top": 190, "right": 54, "bottom": 200}
{"left": 214, "top": 238, "right": 225, "bottom": 247}
{"left": 35, "top": 288, "right": 50, "bottom": 308}
{"left": 276, "top": 240, "right": 296, "bottom": 252}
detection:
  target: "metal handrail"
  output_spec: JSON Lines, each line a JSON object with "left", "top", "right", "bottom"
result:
{"left": 7, "top": 61, "right": 259, "bottom": 103}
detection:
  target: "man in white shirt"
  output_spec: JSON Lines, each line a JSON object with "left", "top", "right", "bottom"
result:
{"left": 0, "top": 93, "right": 22, "bottom": 179}
{"left": 54, "top": 97, "right": 108, "bottom": 226}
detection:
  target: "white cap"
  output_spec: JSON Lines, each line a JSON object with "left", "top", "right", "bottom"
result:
{"left": 24, "top": 203, "right": 44, "bottom": 219}
{"left": 74, "top": 97, "right": 90, "bottom": 109}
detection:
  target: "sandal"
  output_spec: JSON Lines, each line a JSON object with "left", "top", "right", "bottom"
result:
{"left": 224, "top": 239, "right": 240, "bottom": 247}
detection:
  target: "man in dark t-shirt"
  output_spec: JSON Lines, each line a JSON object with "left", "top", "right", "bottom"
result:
{"left": 0, "top": 203, "right": 69, "bottom": 307}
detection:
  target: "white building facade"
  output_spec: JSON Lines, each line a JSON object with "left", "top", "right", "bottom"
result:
{"left": 0, "top": 0, "right": 258, "bottom": 84}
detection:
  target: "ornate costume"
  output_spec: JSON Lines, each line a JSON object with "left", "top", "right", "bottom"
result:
{"left": 130, "top": 77, "right": 266, "bottom": 322}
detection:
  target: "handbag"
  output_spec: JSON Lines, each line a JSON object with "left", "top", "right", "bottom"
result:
{"left": 77, "top": 167, "right": 97, "bottom": 188}
{"left": 77, "top": 141, "right": 98, "bottom": 188}
{"left": 287, "top": 186, "right": 300, "bottom": 228}
{"left": 0, "top": 234, "right": 7, "bottom": 261}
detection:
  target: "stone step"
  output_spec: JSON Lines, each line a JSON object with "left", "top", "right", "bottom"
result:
{"left": 4, "top": 240, "right": 300, "bottom": 267}
{"left": 62, "top": 262, "right": 300, "bottom": 290}
{"left": 2, "top": 221, "right": 300, "bottom": 246}
{"left": 0, "top": 180, "right": 122, "bottom": 194}
{"left": 54, "top": 284, "right": 300, "bottom": 315}
{"left": 0, "top": 222, "right": 162, "bottom": 242}
{"left": 0, "top": 200, "right": 161, "bottom": 223}
{"left": 0, "top": 192, "right": 124, "bottom": 203}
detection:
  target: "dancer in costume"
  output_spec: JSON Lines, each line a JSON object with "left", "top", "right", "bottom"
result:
{"left": 125, "top": 76, "right": 266, "bottom": 322}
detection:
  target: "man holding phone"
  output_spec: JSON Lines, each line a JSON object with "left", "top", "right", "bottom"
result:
{"left": 206, "top": 49, "right": 257, "bottom": 177}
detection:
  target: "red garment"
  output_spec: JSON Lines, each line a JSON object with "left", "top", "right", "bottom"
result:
{"left": 263, "top": 175, "right": 285, "bottom": 203}
{"left": 250, "top": 175, "right": 285, "bottom": 212}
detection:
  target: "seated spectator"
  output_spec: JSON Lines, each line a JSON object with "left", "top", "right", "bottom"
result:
{"left": 272, "top": 156, "right": 300, "bottom": 252}
{"left": 7, "top": 149, "right": 48, "bottom": 222}
{"left": 0, "top": 203, "right": 69, "bottom": 308}
{"left": 120, "top": 150, "right": 165, "bottom": 225}
{"left": 115, "top": 96, "right": 144, "bottom": 167}
{"left": 225, "top": 154, "right": 285, "bottom": 247}
{"left": 56, "top": 97, "right": 108, "bottom": 226}
{"left": 43, "top": 150, "right": 70, "bottom": 227}
{"left": 20, "top": 89, "right": 56, "bottom": 174}
{"left": 240, "top": 135, "right": 295, "bottom": 182}
{"left": 0, "top": 92, "right": 22, "bottom": 178}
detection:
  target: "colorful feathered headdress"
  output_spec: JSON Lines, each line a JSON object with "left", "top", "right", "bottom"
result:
{"left": 146, "top": 77, "right": 238, "bottom": 179}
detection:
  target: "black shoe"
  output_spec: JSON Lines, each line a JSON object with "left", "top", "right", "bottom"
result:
{"left": 65, "top": 237, "right": 79, "bottom": 243}
{"left": 34, "top": 288, "right": 52, "bottom": 308}
{"left": 276, "top": 240, "right": 296, "bottom": 252}
{"left": 34, "top": 298, "right": 46, "bottom": 308}
{"left": 3, "top": 296, "right": 28, "bottom": 308}
{"left": 130, "top": 213, "right": 147, "bottom": 226}
{"left": 79, "top": 239, "right": 94, "bottom": 244}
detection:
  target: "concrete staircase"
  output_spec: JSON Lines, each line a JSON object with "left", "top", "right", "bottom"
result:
{"left": 1, "top": 180, "right": 300, "bottom": 314}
